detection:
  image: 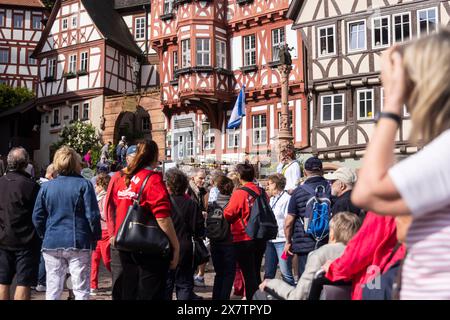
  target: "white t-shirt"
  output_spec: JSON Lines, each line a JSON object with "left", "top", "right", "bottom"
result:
{"left": 389, "top": 129, "right": 450, "bottom": 300}
{"left": 269, "top": 190, "right": 291, "bottom": 243}
{"left": 277, "top": 161, "right": 301, "bottom": 191}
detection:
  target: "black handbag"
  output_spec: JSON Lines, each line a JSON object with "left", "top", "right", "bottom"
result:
{"left": 115, "top": 173, "right": 172, "bottom": 258}
{"left": 170, "top": 197, "right": 210, "bottom": 267}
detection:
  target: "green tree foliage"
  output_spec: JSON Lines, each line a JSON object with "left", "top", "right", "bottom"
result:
{"left": 51, "top": 121, "right": 101, "bottom": 167}
{"left": 0, "top": 84, "right": 35, "bottom": 111}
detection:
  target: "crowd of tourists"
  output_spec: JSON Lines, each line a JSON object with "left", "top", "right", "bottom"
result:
{"left": 1, "top": 29, "right": 450, "bottom": 301}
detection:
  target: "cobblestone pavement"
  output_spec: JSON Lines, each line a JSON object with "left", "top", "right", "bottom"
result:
{"left": 30, "top": 263, "right": 243, "bottom": 300}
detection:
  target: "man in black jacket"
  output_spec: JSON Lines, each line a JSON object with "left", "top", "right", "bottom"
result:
{"left": 0, "top": 147, "right": 40, "bottom": 300}
{"left": 328, "top": 167, "right": 363, "bottom": 217}
{"left": 284, "top": 157, "right": 330, "bottom": 278}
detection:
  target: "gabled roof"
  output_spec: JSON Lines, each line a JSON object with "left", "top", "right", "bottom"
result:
{"left": 0, "top": 0, "right": 45, "bottom": 8}
{"left": 82, "top": 0, "right": 142, "bottom": 56}
{"left": 32, "top": 0, "right": 142, "bottom": 58}
{"left": 286, "top": 0, "right": 305, "bottom": 21}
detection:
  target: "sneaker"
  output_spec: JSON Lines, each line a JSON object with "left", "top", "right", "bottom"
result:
{"left": 90, "top": 288, "right": 98, "bottom": 296}
{"left": 194, "top": 276, "right": 205, "bottom": 287}
{"left": 35, "top": 285, "right": 46, "bottom": 292}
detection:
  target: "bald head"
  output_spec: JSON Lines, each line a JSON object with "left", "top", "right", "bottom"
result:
{"left": 7, "top": 147, "right": 29, "bottom": 171}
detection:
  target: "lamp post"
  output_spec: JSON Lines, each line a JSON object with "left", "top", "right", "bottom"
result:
{"left": 277, "top": 44, "right": 294, "bottom": 153}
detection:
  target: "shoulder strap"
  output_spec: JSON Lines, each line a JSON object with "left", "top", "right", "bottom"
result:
{"left": 240, "top": 186, "right": 260, "bottom": 198}
{"left": 271, "top": 190, "right": 286, "bottom": 210}
{"left": 135, "top": 172, "right": 154, "bottom": 203}
{"left": 281, "top": 160, "right": 296, "bottom": 175}
{"left": 301, "top": 183, "right": 316, "bottom": 197}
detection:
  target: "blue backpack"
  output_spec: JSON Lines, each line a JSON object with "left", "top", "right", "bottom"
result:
{"left": 301, "top": 183, "right": 332, "bottom": 245}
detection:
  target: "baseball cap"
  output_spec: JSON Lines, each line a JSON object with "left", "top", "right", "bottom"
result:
{"left": 328, "top": 167, "right": 357, "bottom": 185}
{"left": 126, "top": 145, "right": 137, "bottom": 156}
{"left": 304, "top": 157, "right": 323, "bottom": 171}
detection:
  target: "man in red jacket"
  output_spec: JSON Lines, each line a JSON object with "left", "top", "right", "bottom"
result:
{"left": 224, "top": 163, "right": 267, "bottom": 300}
{"left": 322, "top": 211, "right": 406, "bottom": 300}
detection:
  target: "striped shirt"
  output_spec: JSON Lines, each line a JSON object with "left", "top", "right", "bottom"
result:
{"left": 389, "top": 129, "right": 450, "bottom": 299}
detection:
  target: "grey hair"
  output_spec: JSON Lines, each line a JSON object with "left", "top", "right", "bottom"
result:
{"left": 190, "top": 167, "right": 205, "bottom": 178}
{"left": 7, "top": 147, "right": 29, "bottom": 171}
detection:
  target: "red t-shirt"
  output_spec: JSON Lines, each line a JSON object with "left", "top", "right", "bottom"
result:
{"left": 105, "top": 168, "right": 171, "bottom": 237}
{"left": 224, "top": 182, "right": 263, "bottom": 243}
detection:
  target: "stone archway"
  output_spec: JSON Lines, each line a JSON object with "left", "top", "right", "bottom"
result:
{"left": 103, "top": 91, "right": 167, "bottom": 160}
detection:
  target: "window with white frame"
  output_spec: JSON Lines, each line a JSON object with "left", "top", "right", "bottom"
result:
{"left": 142, "top": 117, "right": 150, "bottom": 131}
{"left": 13, "top": 15, "right": 23, "bottom": 28}
{"left": 82, "top": 102, "right": 89, "bottom": 120}
{"left": 418, "top": 8, "right": 438, "bottom": 36}
{"left": 48, "top": 57, "right": 57, "bottom": 77}
{"left": 181, "top": 39, "right": 191, "bottom": 68}
{"left": 52, "top": 108, "right": 60, "bottom": 125}
{"left": 243, "top": 34, "right": 256, "bottom": 66}
{"left": 203, "top": 124, "right": 215, "bottom": 150}
{"left": 393, "top": 13, "right": 411, "bottom": 43}
{"left": 0, "top": 13, "right": 4, "bottom": 27}
{"left": 62, "top": 18, "right": 68, "bottom": 30}
{"left": 28, "top": 54, "right": 37, "bottom": 65}
{"left": 348, "top": 20, "right": 366, "bottom": 51}
{"left": 173, "top": 51, "right": 178, "bottom": 76}
{"left": 196, "top": 38, "right": 210, "bottom": 66}
{"left": 272, "top": 28, "right": 285, "bottom": 62}
{"left": 318, "top": 25, "right": 336, "bottom": 57}
{"left": 135, "top": 17, "right": 146, "bottom": 40}
{"left": 164, "top": 0, "right": 173, "bottom": 15}
{"left": 119, "top": 55, "right": 126, "bottom": 78}
{"left": 321, "top": 94, "right": 344, "bottom": 123}
{"left": 80, "top": 52, "right": 88, "bottom": 72}
{"left": 186, "top": 133, "right": 193, "bottom": 157}
{"left": 0, "top": 48, "right": 8, "bottom": 64}
{"left": 227, "top": 128, "right": 240, "bottom": 148}
{"left": 373, "top": 16, "right": 390, "bottom": 48}
{"left": 32, "top": 15, "right": 41, "bottom": 30}
{"left": 71, "top": 15, "right": 77, "bottom": 28}
{"left": 357, "top": 90, "right": 374, "bottom": 120}
{"left": 252, "top": 114, "right": 267, "bottom": 145}
{"left": 177, "top": 136, "right": 184, "bottom": 158}
{"left": 68, "top": 54, "right": 77, "bottom": 73}
{"left": 72, "top": 104, "right": 79, "bottom": 121}
{"left": 216, "top": 40, "right": 226, "bottom": 68}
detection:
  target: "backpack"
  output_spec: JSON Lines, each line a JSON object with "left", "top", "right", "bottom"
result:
{"left": 240, "top": 187, "right": 278, "bottom": 241}
{"left": 301, "top": 183, "right": 332, "bottom": 245}
{"left": 206, "top": 201, "right": 230, "bottom": 242}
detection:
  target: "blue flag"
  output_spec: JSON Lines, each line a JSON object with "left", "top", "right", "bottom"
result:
{"left": 227, "top": 86, "right": 246, "bottom": 129}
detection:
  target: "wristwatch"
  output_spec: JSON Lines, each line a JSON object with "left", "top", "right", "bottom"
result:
{"left": 375, "top": 112, "right": 402, "bottom": 126}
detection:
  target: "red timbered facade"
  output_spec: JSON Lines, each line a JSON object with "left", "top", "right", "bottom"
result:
{"left": 0, "top": 0, "right": 47, "bottom": 90}
{"left": 31, "top": 0, "right": 148, "bottom": 166}
{"left": 151, "top": 0, "right": 307, "bottom": 167}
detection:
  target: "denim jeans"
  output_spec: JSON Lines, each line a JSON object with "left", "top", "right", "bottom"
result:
{"left": 264, "top": 241, "right": 295, "bottom": 286}
{"left": 43, "top": 249, "right": 91, "bottom": 300}
{"left": 211, "top": 243, "right": 236, "bottom": 300}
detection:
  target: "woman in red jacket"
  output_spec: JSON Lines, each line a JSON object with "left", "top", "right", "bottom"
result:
{"left": 322, "top": 211, "right": 406, "bottom": 300}
{"left": 107, "top": 140, "right": 179, "bottom": 300}
{"left": 223, "top": 163, "right": 266, "bottom": 300}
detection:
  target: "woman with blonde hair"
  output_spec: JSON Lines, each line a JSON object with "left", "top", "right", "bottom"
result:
{"left": 107, "top": 140, "right": 179, "bottom": 300}
{"left": 352, "top": 28, "right": 450, "bottom": 299}
{"left": 32, "top": 146, "right": 101, "bottom": 300}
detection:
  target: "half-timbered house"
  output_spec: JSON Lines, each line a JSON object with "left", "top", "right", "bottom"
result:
{"left": 0, "top": 0, "right": 47, "bottom": 90}
{"left": 31, "top": 0, "right": 149, "bottom": 166}
{"left": 288, "top": 0, "right": 450, "bottom": 165}
{"left": 150, "top": 0, "right": 307, "bottom": 169}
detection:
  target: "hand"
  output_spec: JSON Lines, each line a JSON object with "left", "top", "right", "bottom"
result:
{"left": 283, "top": 242, "right": 293, "bottom": 256}
{"left": 259, "top": 279, "right": 268, "bottom": 292}
{"left": 381, "top": 46, "right": 407, "bottom": 114}
{"left": 322, "top": 260, "right": 333, "bottom": 273}
{"left": 169, "top": 249, "right": 180, "bottom": 270}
